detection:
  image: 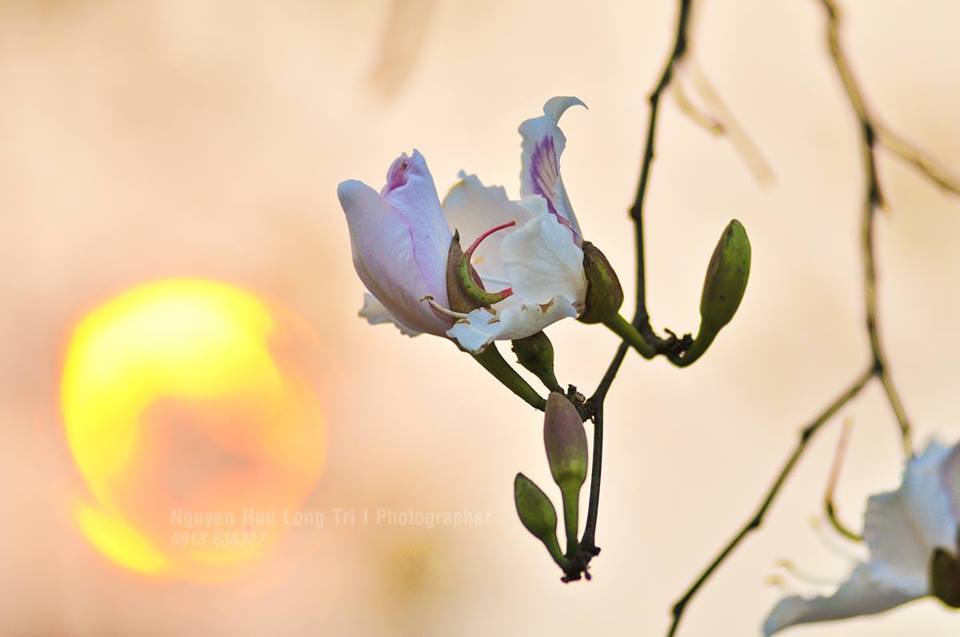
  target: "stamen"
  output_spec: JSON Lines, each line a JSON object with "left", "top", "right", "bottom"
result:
{"left": 465, "top": 220, "right": 517, "bottom": 256}
{"left": 775, "top": 559, "right": 840, "bottom": 587}
{"left": 824, "top": 416, "right": 863, "bottom": 542}
{"left": 810, "top": 517, "right": 863, "bottom": 563}
{"left": 420, "top": 295, "right": 471, "bottom": 320}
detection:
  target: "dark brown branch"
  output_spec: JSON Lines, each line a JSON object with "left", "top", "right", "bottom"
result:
{"left": 577, "top": 0, "right": 695, "bottom": 574}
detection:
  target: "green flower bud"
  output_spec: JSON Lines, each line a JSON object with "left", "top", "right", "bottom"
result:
{"left": 578, "top": 242, "right": 624, "bottom": 324}
{"left": 514, "top": 473, "right": 559, "bottom": 543}
{"left": 700, "top": 219, "right": 751, "bottom": 332}
{"left": 512, "top": 332, "right": 561, "bottom": 392}
{"left": 543, "top": 393, "right": 588, "bottom": 490}
{"left": 931, "top": 542, "right": 960, "bottom": 608}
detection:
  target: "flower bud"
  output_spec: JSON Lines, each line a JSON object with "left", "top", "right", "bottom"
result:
{"left": 512, "top": 332, "right": 561, "bottom": 392}
{"left": 931, "top": 547, "right": 960, "bottom": 608}
{"left": 699, "top": 219, "right": 751, "bottom": 332}
{"left": 578, "top": 242, "right": 624, "bottom": 324}
{"left": 514, "top": 473, "right": 559, "bottom": 543}
{"left": 543, "top": 393, "right": 588, "bottom": 490}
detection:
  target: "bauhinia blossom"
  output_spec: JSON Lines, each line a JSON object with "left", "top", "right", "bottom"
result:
{"left": 338, "top": 97, "right": 590, "bottom": 353}
{"left": 763, "top": 439, "right": 960, "bottom": 635}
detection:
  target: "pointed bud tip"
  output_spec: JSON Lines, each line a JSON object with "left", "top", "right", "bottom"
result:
{"left": 700, "top": 219, "right": 751, "bottom": 332}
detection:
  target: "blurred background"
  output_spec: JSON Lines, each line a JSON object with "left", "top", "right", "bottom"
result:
{"left": 2, "top": 0, "right": 959, "bottom": 635}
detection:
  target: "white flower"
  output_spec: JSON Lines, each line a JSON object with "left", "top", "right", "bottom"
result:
{"left": 337, "top": 97, "right": 590, "bottom": 353}
{"left": 763, "top": 439, "right": 960, "bottom": 635}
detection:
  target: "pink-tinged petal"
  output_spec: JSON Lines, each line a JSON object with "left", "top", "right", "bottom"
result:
{"left": 380, "top": 150, "right": 454, "bottom": 299}
{"left": 338, "top": 176, "right": 451, "bottom": 336}
{"left": 762, "top": 564, "right": 921, "bottom": 636}
{"left": 519, "top": 96, "right": 586, "bottom": 237}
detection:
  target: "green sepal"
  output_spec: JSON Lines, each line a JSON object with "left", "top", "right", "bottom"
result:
{"left": 578, "top": 242, "right": 624, "bottom": 325}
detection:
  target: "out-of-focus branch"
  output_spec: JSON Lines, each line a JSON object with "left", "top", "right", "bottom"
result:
{"left": 679, "top": 58, "right": 775, "bottom": 185}
{"left": 875, "top": 127, "right": 960, "bottom": 195}
{"left": 664, "top": 368, "right": 874, "bottom": 637}
{"left": 820, "top": 0, "right": 914, "bottom": 456}
{"left": 663, "top": 0, "right": 960, "bottom": 633}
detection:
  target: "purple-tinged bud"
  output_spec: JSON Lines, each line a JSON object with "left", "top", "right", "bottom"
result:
{"left": 543, "top": 393, "right": 589, "bottom": 489}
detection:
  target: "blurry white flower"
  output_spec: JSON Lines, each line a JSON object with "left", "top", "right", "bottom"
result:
{"left": 763, "top": 439, "right": 960, "bottom": 635}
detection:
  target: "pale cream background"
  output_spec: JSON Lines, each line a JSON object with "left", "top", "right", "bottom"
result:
{"left": 1, "top": 0, "right": 959, "bottom": 635}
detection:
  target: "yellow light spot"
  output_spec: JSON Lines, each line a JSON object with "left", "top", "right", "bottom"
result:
{"left": 61, "top": 279, "right": 325, "bottom": 579}
{"left": 74, "top": 503, "right": 170, "bottom": 575}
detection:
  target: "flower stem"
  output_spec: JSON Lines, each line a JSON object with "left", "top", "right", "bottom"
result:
{"left": 560, "top": 486, "right": 580, "bottom": 558}
{"left": 471, "top": 344, "right": 546, "bottom": 411}
{"left": 667, "top": 326, "right": 716, "bottom": 367}
{"left": 603, "top": 313, "right": 657, "bottom": 359}
{"left": 544, "top": 532, "right": 570, "bottom": 571}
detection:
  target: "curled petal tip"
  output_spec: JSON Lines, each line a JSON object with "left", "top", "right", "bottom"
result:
{"left": 543, "top": 96, "right": 588, "bottom": 120}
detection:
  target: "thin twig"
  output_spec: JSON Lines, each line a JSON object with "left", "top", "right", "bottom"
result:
{"left": 821, "top": 0, "right": 914, "bottom": 456}
{"left": 876, "top": 127, "right": 960, "bottom": 195}
{"left": 578, "top": 0, "right": 695, "bottom": 572}
{"left": 683, "top": 58, "right": 775, "bottom": 185}
{"left": 627, "top": 0, "right": 694, "bottom": 350}
{"left": 580, "top": 398, "right": 604, "bottom": 554}
{"left": 664, "top": 368, "right": 874, "bottom": 637}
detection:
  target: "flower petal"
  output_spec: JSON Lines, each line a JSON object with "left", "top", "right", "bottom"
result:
{"left": 380, "top": 150, "right": 454, "bottom": 300}
{"left": 941, "top": 441, "right": 960, "bottom": 528}
{"left": 762, "top": 564, "right": 921, "bottom": 636}
{"left": 519, "top": 96, "right": 586, "bottom": 237}
{"left": 863, "top": 440, "right": 958, "bottom": 593}
{"left": 338, "top": 175, "right": 451, "bottom": 336}
{"left": 446, "top": 307, "right": 501, "bottom": 353}
{"left": 359, "top": 293, "right": 421, "bottom": 337}
{"left": 495, "top": 294, "right": 579, "bottom": 341}
{"left": 441, "top": 173, "right": 535, "bottom": 285}
{"left": 500, "top": 196, "right": 587, "bottom": 307}
{"left": 445, "top": 295, "right": 579, "bottom": 353}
